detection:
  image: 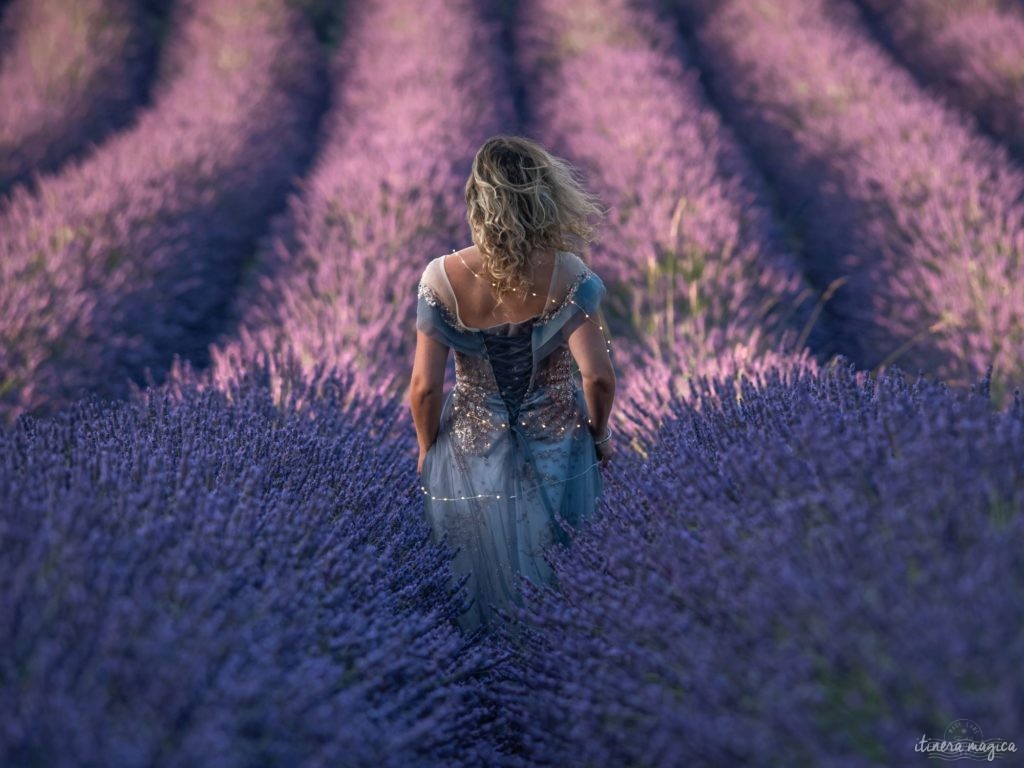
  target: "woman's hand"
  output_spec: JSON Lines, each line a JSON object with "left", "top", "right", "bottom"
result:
{"left": 417, "top": 445, "right": 431, "bottom": 475}
{"left": 591, "top": 426, "right": 614, "bottom": 469}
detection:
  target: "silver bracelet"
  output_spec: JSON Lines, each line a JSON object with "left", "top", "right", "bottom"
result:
{"left": 593, "top": 426, "right": 613, "bottom": 446}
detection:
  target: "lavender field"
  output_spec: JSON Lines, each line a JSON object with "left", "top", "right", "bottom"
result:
{"left": 1, "top": 0, "right": 1022, "bottom": 765}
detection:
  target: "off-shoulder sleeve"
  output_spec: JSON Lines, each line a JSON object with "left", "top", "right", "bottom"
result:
{"left": 417, "top": 281, "right": 462, "bottom": 348}
{"left": 534, "top": 268, "right": 607, "bottom": 362}
{"left": 415, "top": 258, "right": 485, "bottom": 354}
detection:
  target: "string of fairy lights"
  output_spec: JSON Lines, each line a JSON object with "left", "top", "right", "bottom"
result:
{"left": 419, "top": 248, "right": 613, "bottom": 504}
{"left": 420, "top": 458, "right": 603, "bottom": 502}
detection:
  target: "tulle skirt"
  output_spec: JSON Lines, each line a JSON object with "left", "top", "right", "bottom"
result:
{"left": 418, "top": 388, "right": 603, "bottom": 634}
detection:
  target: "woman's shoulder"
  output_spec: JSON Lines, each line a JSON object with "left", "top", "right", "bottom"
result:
{"left": 417, "top": 256, "right": 448, "bottom": 307}
{"left": 419, "top": 253, "right": 450, "bottom": 286}
{"left": 421, "top": 248, "right": 471, "bottom": 283}
{"left": 417, "top": 253, "right": 468, "bottom": 327}
{"left": 422, "top": 252, "right": 445, "bottom": 272}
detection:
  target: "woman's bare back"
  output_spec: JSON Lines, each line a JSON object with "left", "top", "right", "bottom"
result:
{"left": 442, "top": 245, "right": 560, "bottom": 329}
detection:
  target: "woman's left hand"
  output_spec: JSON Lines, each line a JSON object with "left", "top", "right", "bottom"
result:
{"left": 417, "top": 446, "right": 430, "bottom": 475}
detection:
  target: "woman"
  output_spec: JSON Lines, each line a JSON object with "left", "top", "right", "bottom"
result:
{"left": 409, "top": 135, "right": 616, "bottom": 634}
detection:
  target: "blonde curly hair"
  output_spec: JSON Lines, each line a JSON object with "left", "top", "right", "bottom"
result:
{"left": 465, "top": 135, "right": 606, "bottom": 305}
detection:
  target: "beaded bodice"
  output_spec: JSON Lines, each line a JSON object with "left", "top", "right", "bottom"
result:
{"left": 415, "top": 250, "right": 610, "bottom": 480}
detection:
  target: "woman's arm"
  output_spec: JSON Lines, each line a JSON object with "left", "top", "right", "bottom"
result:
{"left": 566, "top": 312, "right": 616, "bottom": 440}
{"left": 409, "top": 330, "right": 449, "bottom": 463}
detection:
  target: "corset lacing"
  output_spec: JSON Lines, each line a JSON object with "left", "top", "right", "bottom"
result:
{"left": 481, "top": 321, "right": 535, "bottom": 425}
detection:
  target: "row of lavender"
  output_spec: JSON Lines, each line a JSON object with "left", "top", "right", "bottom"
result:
{"left": 667, "top": 0, "right": 1024, "bottom": 406}
{"left": 482, "top": 1, "right": 1024, "bottom": 765}
{"left": 0, "top": 0, "right": 168, "bottom": 198}
{"left": 854, "top": 0, "right": 1024, "bottom": 159}
{"left": 176, "top": 0, "right": 515, "bottom": 400}
{"left": 0, "top": 0, "right": 325, "bottom": 424}
{"left": 1, "top": 1, "right": 527, "bottom": 764}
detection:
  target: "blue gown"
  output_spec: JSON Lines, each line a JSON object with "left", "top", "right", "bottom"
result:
{"left": 415, "top": 250, "right": 607, "bottom": 633}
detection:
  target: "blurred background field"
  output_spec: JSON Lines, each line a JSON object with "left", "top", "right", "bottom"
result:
{"left": 1, "top": 0, "right": 1022, "bottom": 765}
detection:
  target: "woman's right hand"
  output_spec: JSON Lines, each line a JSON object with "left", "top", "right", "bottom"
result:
{"left": 594, "top": 432, "right": 614, "bottom": 468}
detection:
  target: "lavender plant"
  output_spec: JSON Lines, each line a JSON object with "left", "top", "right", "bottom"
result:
{"left": 854, "top": 0, "right": 1024, "bottom": 159}
{"left": 671, "top": 0, "right": 1024, "bottom": 405}
{"left": 0, "top": 0, "right": 166, "bottom": 197}
{"left": 0, "top": 355, "right": 522, "bottom": 767}
{"left": 495, "top": 358, "right": 1024, "bottom": 767}
{"left": 0, "top": 0, "right": 325, "bottom": 424}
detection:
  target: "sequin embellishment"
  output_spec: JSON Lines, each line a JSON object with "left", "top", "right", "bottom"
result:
{"left": 535, "top": 270, "right": 589, "bottom": 326}
{"left": 418, "top": 281, "right": 468, "bottom": 332}
{"left": 519, "top": 346, "right": 581, "bottom": 443}
{"left": 449, "top": 351, "right": 501, "bottom": 470}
